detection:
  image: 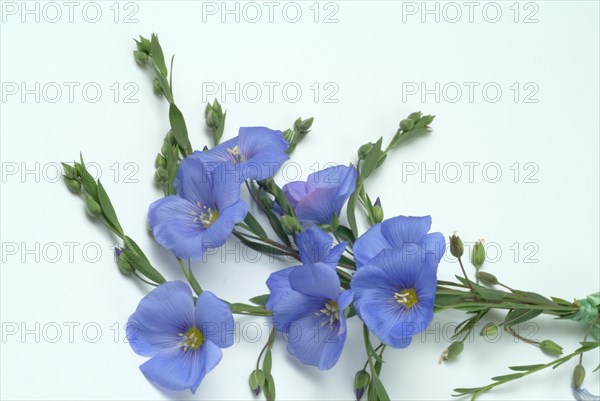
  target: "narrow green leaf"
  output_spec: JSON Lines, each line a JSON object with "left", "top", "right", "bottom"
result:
{"left": 78, "top": 154, "right": 98, "bottom": 200}
{"left": 504, "top": 309, "right": 543, "bottom": 327}
{"left": 123, "top": 236, "right": 166, "bottom": 284}
{"left": 453, "top": 387, "right": 479, "bottom": 395}
{"left": 264, "top": 374, "right": 276, "bottom": 401}
{"left": 491, "top": 373, "right": 525, "bottom": 381}
{"left": 263, "top": 349, "right": 272, "bottom": 375}
{"left": 361, "top": 138, "right": 383, "bottom": 180}
{"left": 150, "top": 33, "right": 168, "bottom": 77}
{"left": 335, "top": 225, "right": 355, "bottom": 245}
{"left": 169, "top": 104, "right": 192, "bottom": 154}
{"left": 347, "top": 189, "right": 360, "bottom": 238}
{"left": 372, "top": 376, "right": 390, "bottom": 401}
{"left": 249, "top": 294, "right": 269, "bottom": 307}
{"left": 508, "top": 364, "right": 544, "bottom": 371}
{"left": 244, "top": 212, "right": 268, "bottom": 239}
{"left": 96, "top": 180, "right": 124, "bottom": 236}
{"left": 235, "top": 233, "right": 291, "bottom": 257}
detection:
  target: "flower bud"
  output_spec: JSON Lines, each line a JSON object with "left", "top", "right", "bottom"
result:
{"left": 133, "top": 50, "right": 149, "bottom": 65}
{"left": 399, "top": 118, "right": 415, "bottom": 131}
{"left": 572, "top": 364, "right": 586, "bottom": 388}
{"left": 154, "top": 167, "right": 168, "bottom": 183}
{"left": 204, "top": 102, "right": 212, "bottom": 119}
{"left": 212, "top": 99, "right": 223, "bottom": 115}
{"left": 62, "top": 162, "right": 76, "bottom": 178}
{"left": 540, "top": 339, "right": 563, "bottom": 356}
{"left": 299, "top": 117, "right": 314, "bottom": 132}
{"left": 65, "top": 177, "right": 81, "bottom": 193}
{"left": 439, "top": 341, "right": 464, "bottom": 363}
{"left": 354, "top": 370, "right": 370, "bottom": 401}
{"left": 281, "top": 215, "right": 302, "bottom": 235}
{"left": 449, "top": 232, "right": 464, "bottom": 258}
{"left": 480, "top": 323, "right": 498, "bottom": 337}
{"left": 372, "top": 197, "right": 384, "bottom": 223}
{"left": 248, "top": 369, "right": 265, "bottom": 396}
{"left": 206, "top": 109, "right": 219, "bottom": 129}
{"left": 153, "top": 77, "right": 163, "bottom": 95}
{"left": 155, "top": 154, "right": 166, "bottom": 169}
{"left": 136, "top": 36, "right": 151, "bottom": 53}
{"left": 477, "top": 271, "right": 498, "bottom": 286}
{"left": 408, "top": 111, "right": 422, "bottom": 121}
{"left": 85, "top": 195, "right": 102, "bottom": 218}
{"left": 358, "top": 143, "right": 373, "bottom": 160}
{"left": 472, "top": 239, "right": 485, "bottom": 268}
{"left": 116, "top": 249, "right": 134, "bottom": 275}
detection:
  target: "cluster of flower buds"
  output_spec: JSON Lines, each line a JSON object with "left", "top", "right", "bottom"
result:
{"left": 204, "top": 99, "right": 226, "bottom": 145}
{"left": 283, "top": 116, "right": 314, "bottom": 154}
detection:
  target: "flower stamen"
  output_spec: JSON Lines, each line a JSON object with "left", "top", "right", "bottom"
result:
{"left": 315, "top": 300, "right": 340, "bottom": 329}
{"left": 227, "top": 145, "right": 245, "bottom": 163}
{"left": 394, "top": 288, "right": 418, "bottom": 308}
{"left": 191, "top": 202, "right": 219, "bottom": 227}
{"left": 178, "top": 326, "right": 204, "bottom": 352}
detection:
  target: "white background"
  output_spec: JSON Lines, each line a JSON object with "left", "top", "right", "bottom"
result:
{"left": 1, "top": 1, "right": 599, "bottom": 400}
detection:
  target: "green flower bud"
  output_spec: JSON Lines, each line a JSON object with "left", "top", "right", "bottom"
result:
{"left": 299, "top": 117, "right": 314, "bottom": 132}
{"left": 206, "top": 109, "right": 219, "bottom": 129}
{"left": 540, "top": 339, "right": 563, "bottom": 356}
{"left": 85, "top": 195, "right": 102, "bottom": 218}
{"left": 61, "top": 162, "right": 76, "bottom": 178}
{"left": 204, "top": 102, "right": 212, "bottom": 119}
{"left": 65, "top": 177, "right": 81, "bottom": 193}
{"left": 439, "top": 341, "right": 464, "bottom": 363}
{"left": 133, "top": 50, "right": 149, "bottom": 65}
{"left": 74, "top": 163, "right": 83, "bottom": 178}
{"left": 472, "top": 239, "right": 485, "bottom": 268}
{"left": 358, "top": 143, "right": 373, "bottom": 160}
{"left": 116, "top": 249, "right": 134, "bottom": 276}
{"left": 155, "top": 153, "right": 166, "bottom": 169}
{"left": 477, "top": 271, "right": 498, "bottom": 286}
{"left": 283, "top": 128, "right": 294, "bottom": 143}
{"left": 408, "top": 111, "right": 422, "bottom": 121}
{"left": 480, "top": 323, "right": 498, "bottom": 337}
{"left": 281, "top": 215, "right": 302, "bottom": 235}
{"left": 136, "top": 36, "right": 151, "bottom": 53}
{"left": 449, "top": 232, "right": 464, "bottom": 258}
{"left": 354, "top": 370, "right": 370, "bottom": 401}
{"left": 399, "top": 118, "right": 415, "bottom": 131}
{"left": 372, "top": 197, "right": 384, "bottom": 223}
{"left": 154, "top": 167, "right": 168, "bottom": 183}
{"left": 212, "top": 99, "right": 223, "bottom": 115}
{"left": 572, "top": 364, "right": 585, "bottom": 388}
{"left": 167, "top": 130, "right": 176, "bottom": 145}
{"left": 153, "top": 77, "right": 163, "bottom": 95}
{"left": 248, "top": 369, "right": 265, "bottom": 396}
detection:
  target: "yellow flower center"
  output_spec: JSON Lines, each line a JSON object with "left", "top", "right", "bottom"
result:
{"left": 227, "top": 145, "right": 245, "bottom": 163}
{"left": 178, "top": 326, "right": 204, "bottom": 352}
{"left": 191, "top": 202, "right": 219, "bottom": 228}
{"left": 315, "top": 300, "right": 339, "bottom": 329}
{"left": 394, "top": 288, "right": 418, "bottom": 308}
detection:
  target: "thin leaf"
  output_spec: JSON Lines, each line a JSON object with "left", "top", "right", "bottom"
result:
{"left": 491, "top": 373, "right": 525, "bottom": 381}
{"left": 249, "top": 294, "right": 269, "bottom": 307}
{"left": 169, "top": 103, "right": 192, "bottom": 154}
{"left": 244, "top": 212, "right": 268, "bottom": 239}
{"left": 97, "top": 180, "right": 124, "bottom": 236}
{"left": 508, "top": 364, "right": 544, "bottom": 371}
{"left": 361, "top": 138, "right": 383, "bottom": 180}
{"left": 123, "top": 236, "right": 166, "bottom": 284}
{"left": 150, "top": 33, "right": 168, "bottom": 77}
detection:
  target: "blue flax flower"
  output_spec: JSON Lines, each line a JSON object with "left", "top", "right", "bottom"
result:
{"left": 353, "top": 215, "right": 445, "bottom": 267}
{"left": 351, "top": 249, "right": 438, "bottom": 348}
{"left": 127, "top": 281, "right": 234, "bottom": 393}
{"left": 265, "top": 226, "right": 346, "bottom": 310}
{"left": 266, "top": 263, "right": 353, "bottom": 370}
{"left": 190, "top": 126, "right": 289, "bottom": 181}
{"left": 282, "top": 165, "right": 357, "bottom": 227}
{"left": 296, "top": 226, "right": 347, "bottom": 265}
{"left": 148, "top": 157, "right": 247, "bottom": 261}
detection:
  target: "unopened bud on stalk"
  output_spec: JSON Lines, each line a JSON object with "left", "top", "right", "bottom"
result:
{"left": 477, "top": 271, "right": 498, "bottom": 286}
{"left": 472, "top": 239, "right": 485, "bottom": 268}
{"left": 354, "top": 370, "right": 370, "bottom": 401}
{"left": 116, "top": 249, "right": 134, "bottom": 275}
{"left": 480, "top": 323, "right": 498, "bottom": 337}
{"left": 153, "top": 77, "right": 163, "bottom": 95}
{"left": 372, "top": 198, "right": 384, "bottom": 223}
{"left": 248, "top": 369, "right": 265, "bottom": 396}
{"left": 155, "top": 154, "right": 166, "bottom": 169}
{"left": 449, "top": 232, "right": 464, "bottom": 258}
{"left": 439, "top": 341, "right": 464, "bottom": 363}
{"left": 399, "top": 118, "right": 415, "bottom": 131}
{"left": 133, "top": 50, "right": 149, "bottom": 65}
{"left": 154, "top": 167, "right": 168, "bottom": 183}
{"left": 85, "top": 195, "right": 102, "bottom": 217}
{"left": 206, "top": 109, "right": 219, "bottom": 129}
{"left": 281, "top": 215, "right": 302, "bottom": 235}
{"left": 358, "top": 143, "right": 373, "bottom": 160}
{"left": 572, "top": 364, "right": 585, "bottom": 388}
{"left": 65, "top": 178, "right": 81, "bottom": 193}
{"left": 540, "top": 339, "right": 563, "bottom": 356}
